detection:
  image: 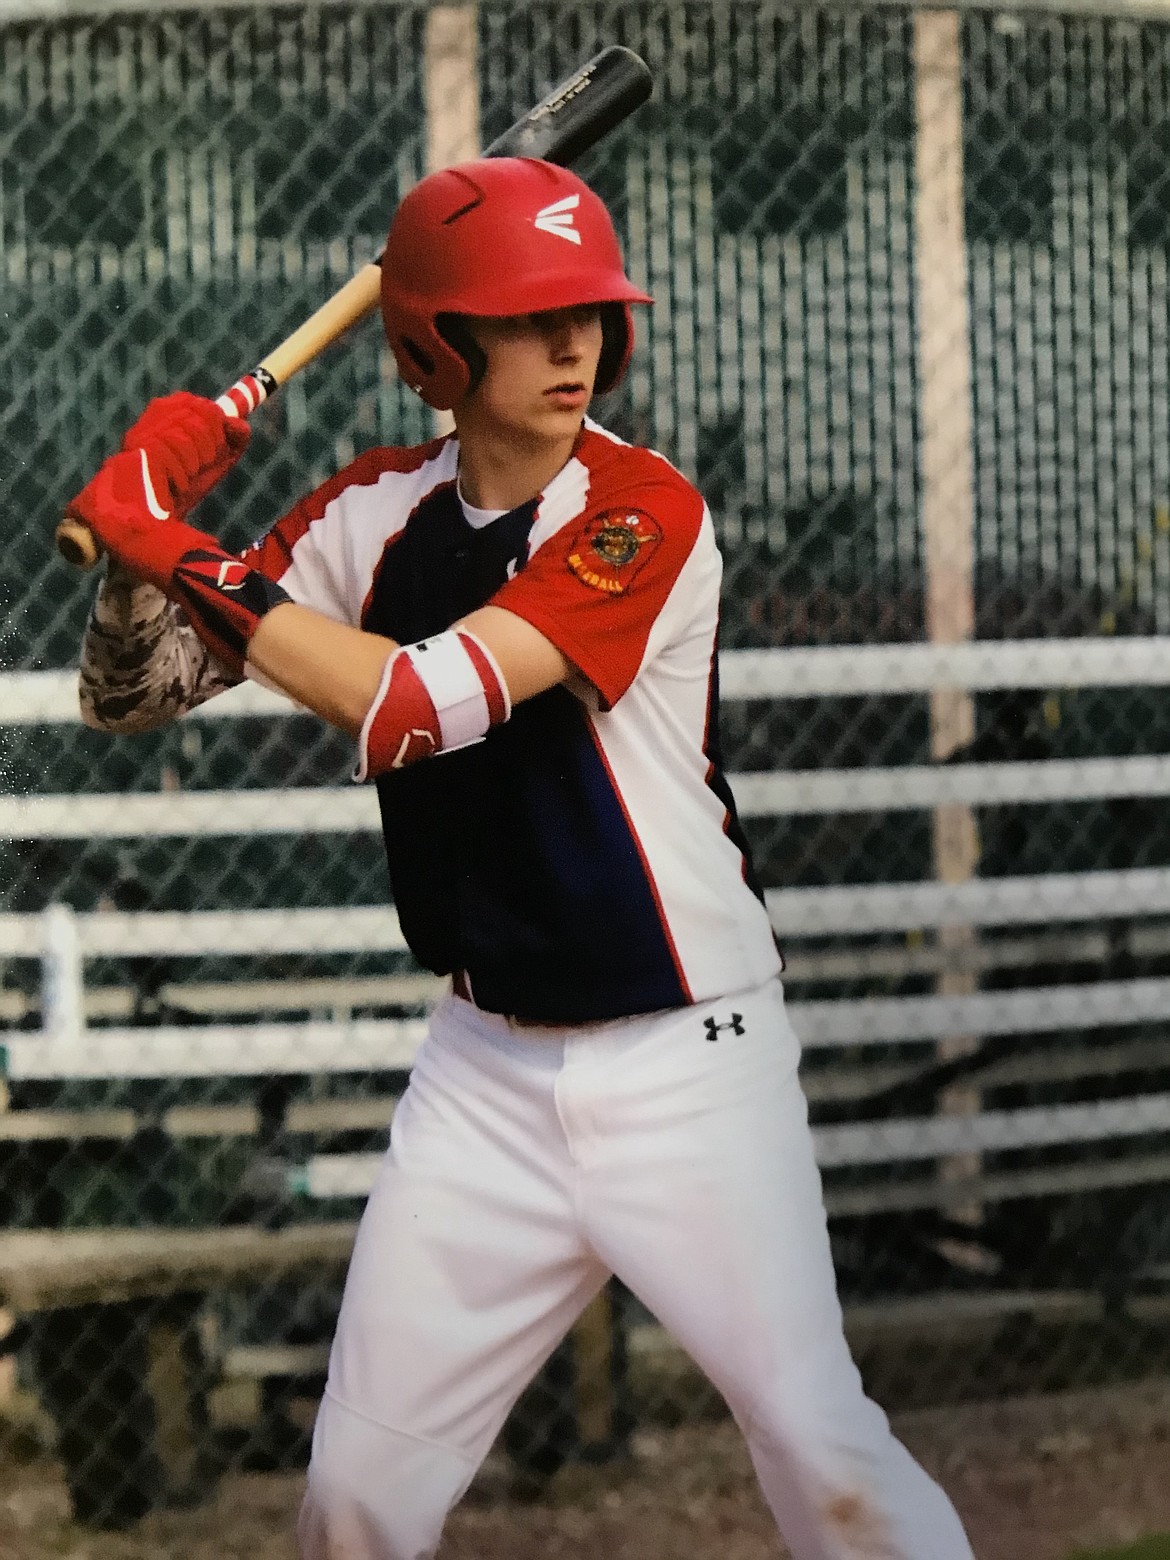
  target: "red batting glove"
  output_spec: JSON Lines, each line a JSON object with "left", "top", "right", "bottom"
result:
{"left": 66, "top": 393, "right": 282, "bottom": 675}
{"left": 65, "top": 451, "right": 217, "bottom": 589}
{"left": 119, "top": 391, "right": 250, "bottom": 517}
{"left": 65, "top": 460, "right": 289, "bottom": 672}
{"left": 65, "top": 390, "right": 249, "bottom": 585}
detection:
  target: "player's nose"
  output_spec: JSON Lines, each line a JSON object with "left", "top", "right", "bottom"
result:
{"left": 546, "top": 311, "right": 592, "bottom": 362}
{"left": 550, "top": 329, "right": 582, "bottom": 363}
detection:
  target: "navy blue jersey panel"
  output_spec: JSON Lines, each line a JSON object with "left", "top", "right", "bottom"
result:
{"left": 456, "top": 688, "right": 688, "bottom": 1022}
{"left": 375, "top": 687, "right": 688, "bottom": 1023}
{"left": 361, "top": 487, "right": 684, "bottom": 1020}
{"left": 360, "top": 486, "right": 536, "bottom": 642}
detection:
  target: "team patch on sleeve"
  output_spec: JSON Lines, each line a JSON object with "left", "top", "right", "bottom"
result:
{"left": 566, "top": 508, "right": 662, "bottom": 595}
{"left": 488, "top": 461, "right": 708, "bottom": 709}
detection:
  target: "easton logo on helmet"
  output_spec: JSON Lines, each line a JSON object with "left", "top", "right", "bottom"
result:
{"left": 534, "top": 194, "right": 582, "bottom": 245}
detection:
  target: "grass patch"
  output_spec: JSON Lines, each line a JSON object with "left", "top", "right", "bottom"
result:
{"left": 1067, "top": 1540, "right": 1170, "bottom": 1560}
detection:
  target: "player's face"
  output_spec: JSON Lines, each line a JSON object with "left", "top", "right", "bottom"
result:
{"left": 461, "top": 305, "right": 605, "bottom": 445}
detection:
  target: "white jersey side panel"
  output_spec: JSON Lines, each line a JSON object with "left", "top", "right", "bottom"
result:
{"left": 583, "top": 517, "right": 781, "bottom": 1002}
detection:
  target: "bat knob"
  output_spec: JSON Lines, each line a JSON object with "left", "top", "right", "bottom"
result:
{"left": 55, "top": 517, "right": 102, "bottom": 571}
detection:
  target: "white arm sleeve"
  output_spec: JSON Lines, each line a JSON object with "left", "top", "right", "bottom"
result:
{"left": 78, "top": 560, "right": 240, "bottom": 733}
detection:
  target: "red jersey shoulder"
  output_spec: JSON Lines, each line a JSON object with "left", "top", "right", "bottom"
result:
{"left": 243, "top": 435, "right": 451, "bottom": 578}
{"left": 560, "top": 428, "right": 706, "bottom": 597}
{"left": 576, "top": 426, "right": 703, "bottom": 508}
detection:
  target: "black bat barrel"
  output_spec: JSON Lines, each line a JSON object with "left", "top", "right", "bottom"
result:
{"left": 485, "top": 47, "right": 653, "bottom": 167}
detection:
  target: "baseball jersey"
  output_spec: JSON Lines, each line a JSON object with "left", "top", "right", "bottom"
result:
{"left": 243, "top": 419, "right": 781, "bottom": 1024}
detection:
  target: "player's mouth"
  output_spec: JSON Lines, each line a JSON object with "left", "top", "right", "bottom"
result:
{"left": 544, "top": 382, "right": 589, "bottom": 409}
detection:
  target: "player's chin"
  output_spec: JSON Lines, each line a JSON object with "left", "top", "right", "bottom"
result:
{"left": 539, "top": 394, "right": 592, "bottom": 432}
{"left": 509, "top": 405, "right": 587, "bottom": 445}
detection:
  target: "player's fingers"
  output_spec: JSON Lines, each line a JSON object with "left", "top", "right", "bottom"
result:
{"left": 179, "top": 400, "right": 251, "bottom": 466}
{"left": 176, "top": 413, "right": 222, "bottom": 469}
{"left": 161, "top": 426, "right": 206, "bottom": 477}
{"left": 121, "top": 390, "right": 199, "bottom": 449}
{"left": 222, "top": 415, "right": 252, "bottom": 454}
{"left": 124, "top": 392, "right": 238, "bottom": 461}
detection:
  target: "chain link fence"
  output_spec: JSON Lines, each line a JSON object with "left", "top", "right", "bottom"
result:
{"left": 4, "top": 0, "right": 1170, "bottom": 1547}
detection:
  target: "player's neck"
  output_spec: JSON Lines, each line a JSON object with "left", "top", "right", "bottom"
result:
{"left": 453, "top": 421, "right": 583, "bottom": 512}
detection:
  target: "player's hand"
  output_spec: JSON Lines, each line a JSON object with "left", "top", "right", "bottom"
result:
{"left": 64, "top": 454, "right": 219, "bottom": 590}
{"left": 63, "top": 469, "right": 289, "bottom": 673}
{"left": 119, "top": 391, "right": 251, "bottom": 517}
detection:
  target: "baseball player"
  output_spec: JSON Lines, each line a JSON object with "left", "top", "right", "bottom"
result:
{"left": 70, "top": 158, "right": 974, "bottom": 1560}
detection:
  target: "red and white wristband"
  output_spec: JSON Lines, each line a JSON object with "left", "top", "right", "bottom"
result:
{"left": 355, "top": 628, "right": 511, "bottom": 780}
{"left": 216, "top": 366, "right": 278, "bottom": 420}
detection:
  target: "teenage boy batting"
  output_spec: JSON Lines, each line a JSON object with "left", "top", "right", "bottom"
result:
{"left": 70, "top": 157, "right": 974, "bottom": 1560}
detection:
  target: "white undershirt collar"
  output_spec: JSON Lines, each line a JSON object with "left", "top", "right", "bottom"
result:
{"left": 457, "top": 478, "right": 509, "bottom": 531}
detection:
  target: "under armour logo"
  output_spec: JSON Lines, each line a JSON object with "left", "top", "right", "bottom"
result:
{"left": 534, "top": 193, "right": 582, "bottom": 245}
{"left": 703, "top": 1013, "right": 744, "bottom": 1042}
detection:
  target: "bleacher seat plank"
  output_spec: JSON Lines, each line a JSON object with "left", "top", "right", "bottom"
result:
{"left": 0, "top": 905, "right": 405, "bottom": 958}
{"left": 11, "top": 755, "right": 1170, "bottom": 839}
{"left": 0, "top": 1223, "right": 357, "bottom": 1312}
{"left": 224, "top": 1342, "right": 332, "bottom": 1379}
{"left": 1, "top": 789, "right": 379, "bottom": 841}
{"left": 767, "top": 868, "right": 1170, "bottom": 935}
{"left": 0, "top": 1018, "right": 426, "bottom": 1080}
{"left": 840, "top": 1290, "right": 1105, "bottom": 1338}
{"left": 814, "top": 1093, "right": 1170, "bottom": 1166}
{"left": 789, "top": 977, "right": 1170, "bottom": 1047}
{"left": 0, "top": 1099, "right": 396, "bottom": 1144}
{"left": 0, "top": 1107, "right": 137, "bottom": 1141}
{"left": 733, "top": 754, "right": 1170, "bottom": 816}
{"left": 717, "top": 638, "right": 1170, "bottom": 698}
{"left": 825, "top": 1150, "right": 1170, "bottom": 1217}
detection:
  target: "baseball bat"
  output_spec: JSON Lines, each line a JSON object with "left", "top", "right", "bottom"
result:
{"left": 56, "top": 44, "right": 652, "bottom": 570}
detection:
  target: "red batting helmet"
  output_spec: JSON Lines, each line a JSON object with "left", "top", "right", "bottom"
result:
{"left": 380, "top": 158, "right": 652, "bottom": 411}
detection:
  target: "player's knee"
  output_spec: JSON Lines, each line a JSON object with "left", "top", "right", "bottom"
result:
{"left": 297, "top": 1396, "right": 469, "bottom": 1560}
{"left": 740, "top": 1346, "right": 884, "bottom": 1457}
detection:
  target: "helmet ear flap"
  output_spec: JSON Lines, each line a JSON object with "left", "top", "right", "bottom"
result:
{"left": 595, "top": 302, "right": 632, "bottom": 395}
{"left": 384, "top": 314, "right": 472, "bottom": 410}
{"left": 401, "top": 337, "right": 435, "bottom": 376}
{"left": 436, "top": 315, "right": 487, "bottom": 396}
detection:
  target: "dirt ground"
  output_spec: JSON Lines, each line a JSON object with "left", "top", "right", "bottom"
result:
{"left": 3, "top": 1379, "right": 1170, "bottom": 1560}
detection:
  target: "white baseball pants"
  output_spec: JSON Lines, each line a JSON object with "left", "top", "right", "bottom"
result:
{"left": 298, "top": 979, "right": 973, "bottom": 1560}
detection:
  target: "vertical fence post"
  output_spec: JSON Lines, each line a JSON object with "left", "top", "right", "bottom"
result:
{"left": 41, "top": 903, "right": 85, "bottom": 1045}
{"left": 424, "top": 4, "right": 480, "bottom": 439}
{"left": 912, "top": 12, "right": 985, "bottom": 1231}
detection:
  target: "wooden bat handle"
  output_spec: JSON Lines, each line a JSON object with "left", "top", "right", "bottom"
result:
{"left": 218, "top": 263, "right": 382, "bottom": 415}
{"left": 55, "top": 263, "right": 383, "bottom": 571}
